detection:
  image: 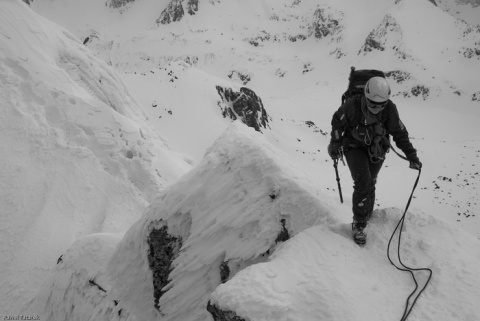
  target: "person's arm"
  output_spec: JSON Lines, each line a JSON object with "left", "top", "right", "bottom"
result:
{"left": 386, "top": 103, "right": 422, "bottom": 168}
{"left": 328, "top": 102, "right": 350, "bottom": 159}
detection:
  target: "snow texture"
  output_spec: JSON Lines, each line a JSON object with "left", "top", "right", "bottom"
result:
{"left": 1, "top": 0, "right": 480, "bottom": 320}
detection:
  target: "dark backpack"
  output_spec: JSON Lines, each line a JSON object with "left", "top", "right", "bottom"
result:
{"left": 340, "top": 67, "right": 390, "bottom": 162}
{"left": 341, "top": 66, "right": 386, "bottom": 105}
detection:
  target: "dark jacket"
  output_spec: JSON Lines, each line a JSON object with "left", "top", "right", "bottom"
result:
{"left": 330, "top": 97, "right": 417, "bottom": 159}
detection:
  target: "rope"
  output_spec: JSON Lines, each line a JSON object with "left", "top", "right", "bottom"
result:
{"left": 389, "top": 144, "right": 409, "bottom": 162}
{"left": 387, "top": 168, "right": 433, "bottom": 321}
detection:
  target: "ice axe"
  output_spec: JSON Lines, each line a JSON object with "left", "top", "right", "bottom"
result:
{"left": 333, "top": 147, "right": 345, "bottom": 203}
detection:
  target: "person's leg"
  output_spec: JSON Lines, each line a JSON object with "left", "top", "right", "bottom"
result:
{"left": 365, "top": 159, "right": 384, "bottom": 216}
{"left": 345, "top": 148, "right": 374, "bottom": 223}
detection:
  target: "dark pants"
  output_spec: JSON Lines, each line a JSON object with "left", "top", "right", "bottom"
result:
{"left": 345, "top": 148, "right": 384, "bottom": 222}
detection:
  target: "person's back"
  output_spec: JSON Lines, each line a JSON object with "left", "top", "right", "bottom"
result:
{"left": 328, "top": 72, "right": 421, "bottom": 245}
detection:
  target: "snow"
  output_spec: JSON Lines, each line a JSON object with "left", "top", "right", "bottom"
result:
{"left": 105, "top": 122, "right": 340, "bottom": 321}
{"left": 0, "top": 0, "right": 191, "bottom": 315}
{"left": 1, "top": 0, "right": 479, "bottom": 320}
{"left": 211, "top": 206, "right": 480, "bottom": 321}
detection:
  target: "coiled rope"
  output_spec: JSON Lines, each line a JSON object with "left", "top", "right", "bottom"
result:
{"left": 386, "top": 157, "right": 433, "bottom": 321}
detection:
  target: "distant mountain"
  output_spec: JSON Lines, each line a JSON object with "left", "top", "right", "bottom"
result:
{"left": 31, "top": 0, "right": 480, "bottom": 102}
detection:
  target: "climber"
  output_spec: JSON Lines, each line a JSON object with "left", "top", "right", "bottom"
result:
{"left": 327, "top": 76, "right": 422, "bottom": 245}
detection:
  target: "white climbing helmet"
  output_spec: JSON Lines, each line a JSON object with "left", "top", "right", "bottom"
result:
{"left": 364, "top": 77, "right": 391, "bottom": 103}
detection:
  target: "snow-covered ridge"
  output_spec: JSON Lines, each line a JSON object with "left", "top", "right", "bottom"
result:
{"left": 0, "top": 0, "right": 191, "bottom": 314}
{"left": 210, "top": 206, "right": 480, "bottom": 321}
{"left": 33, "top": 124, "right": 480, "bottom": 321}
{"left": 3, "top": 0, "right": 480, "bottom": 320}
{"left": 104, "top": 123, "right": 339, "bottom": 321}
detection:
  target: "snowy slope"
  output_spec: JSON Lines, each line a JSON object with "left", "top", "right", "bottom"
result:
{"left": 0, "top": 0, "right": 191, "bottom": 315}
{"left": 436, "top": 0, "right": 480, "bottom": 25}
{"left": 2, "top": 0, "right": 479, "bottom": 320}
{"left": 31, "top": 0, "right": 480, "bottom": 235}
{"left": 211, "top": 207, "right": 480, "bottom": 321}
{"left": 32, "top": 123, "right": 480, "bottom": 321}
{"left": 104, "top": 123, "right": 340, "bottom": 321}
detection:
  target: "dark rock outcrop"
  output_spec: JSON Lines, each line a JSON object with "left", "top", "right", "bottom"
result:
{"left": 216, "top": 86, "right": 270, "bottom": 133}
{"left": 359, "top": 14, "right": 411, "bottom": 60}
{"left": 107, "top": 0, "right": 136, "bottom": 9}
{"left": 228, "top": 70, "right": 252, "bottom": 85}
{"left": 147, "top": 222, "right": 183, "bottom": 311}
{"left": 275, "top": 219, "right": 290, "bottom": 243}
{"left": 385, "top": 70, "right": 412, "bottom": 84}
{"left": 208, "top": 219, "right": 290, "bottom": 320}
{"left": 360, "top": 15, "right": 399, "bottom": 53}
{"left": 157, "top": 0, "right": 184, "bottom": 24}
{"left": 309, "top": 7, "right": 343, "bottom": 39}
{"left": 411, "top": 85, "right": 430, "bottom": 100}
{"left": 157, "top": 0, "right": 199, "bottom": 24}
{"left": 207, "top": 301, "right": 246, "bottom": 321}
{"left": 187, "top": 0, "right": 199, "bottom": 15}
{"left": 472, "top": 91, "right": 480, "bottom": 102}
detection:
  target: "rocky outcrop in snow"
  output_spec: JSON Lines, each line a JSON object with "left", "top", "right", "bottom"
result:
{"left": 216, "top": 86, "right": 270, "bottom": 133}
{"left": 461, "top": 24, "right": 480, "bottom": 59}
{"left": 228, "top": 70, "right": 252, "bottom": 85}
{"left": 359, "top": 14, "right": 412, "bottom": 60}
{"left": 157, "top": 0, "right": 199, "bottom": 24}
{"left": 147, "top": 221, "right": 185, "bottom": 311}
{"left": 207, "top": 301, "right": 246, "bottom": 321}
{"left": 385, "top": 70, "right": 412, "bottom": 84}
{"left": 104, "top": 124, "right": 337, "bottom": 321}
{"left": 308, "top": 7, "right": 343, "bottom": 41}
{"left": 107, "top": 0, "right": 136, "bottom": 9}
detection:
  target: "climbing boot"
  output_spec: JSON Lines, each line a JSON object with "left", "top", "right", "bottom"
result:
{"left": 352, "top": 221, "right": 367, "bottom": 245}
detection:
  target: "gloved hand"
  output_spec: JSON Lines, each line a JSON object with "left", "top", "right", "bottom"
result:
{"left": 328, "top": 142, "right": 341, "bottom": 160}
{"left": 408, "top": 154, "right": 422, "bottom": 170}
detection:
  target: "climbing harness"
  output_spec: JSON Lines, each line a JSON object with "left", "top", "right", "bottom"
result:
{"left": 387, "top": 159, "right": 433, "bottom": 321}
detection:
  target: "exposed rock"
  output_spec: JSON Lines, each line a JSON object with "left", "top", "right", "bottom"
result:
{"left": 302, "top": 61, "right": 314, "bottom": 74}
{"left": 360, "top": 14, "right": 398, "bottom": 52}
{"left": 385, "top": 70, "right": 412, "bottom": 84}
{"left": 207, "top": 301, "right": 246, "bottom": 321}
{"left": 472, "top": 91, "right": 480, "bottom": 102}
{"left": 305, "top": 120, "right": 328, "bottom": 136}
{"left": 218, "top": 217, "right": 289, "bottom": 286}
{"left": 157, "top": 0, "right": 185, "bottom": 25}
{"left": 220, "top": 261, "right": 230, "bottom": 284}
{"left": 187, "top": 0, "right": 199, "bottom": 15}
{"left": 243, "top": 30, "right": 271, "bottom": 47}
{"left": 411, "top": 85, "right": 430, "bottom": 100}
{"left": 21, "top": 0, "right": 31, "bottom": 5}
{"left": 463, "top": 43, "right": 480, "bottom": 59}
{"left": 309, "top": 7, "right": 343, "bottom": 40}
{"left": 459, "top": 24, "right": 480, "bottom": 59}
{"left": 228, "top": 70, "right": 252, "bottom": 85}
{"left": 288, "top": 34, "right": 307, "bottom": 42}
{"left": 216, "top": 86, "right": 271, "bottom": 132}
{"left": 275, "top": 219, "right": 290, "bottom": 243}
{"left": 275, "top": 68, "right": 287, "bottom": 78}
{"left": 157, "top": 0, "right": 199, "bottom": 24}
{"left": 147, "top": 222, "right": 183, "bottom": 311}
{"left": 330, "top": 47, "right": 346, "bottom": 58}
{"left": 107, "top": 0, "right": 136, "bottom": 8}
{"left": 359, "top": 14, "right": 412, "bottom": 60}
